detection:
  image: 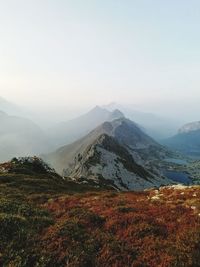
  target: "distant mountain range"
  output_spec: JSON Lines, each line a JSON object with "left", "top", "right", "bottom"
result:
{"left": 163, "top": 121, "right": 200, "bottom": 157}
{"left": 103, "top": 102, "right": 182, "bottom": 139}
{"left": 0, "top": 96, "right": 190, "bottom": 183}
{"left": 49, "top": 106, "right": 125, "bottom": 147}
{"left": 48, "top": 103, "right": 181, "bottom": 151}
{"left": 44, "top": 117, "right": 171, "bottom": 190}
{"left": 0, "top": 111, "right": 50, "bottom": 162}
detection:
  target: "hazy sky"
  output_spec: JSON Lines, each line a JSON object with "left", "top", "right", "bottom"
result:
{"left": 0, "top": 0, "right": 200, "bottom": 118}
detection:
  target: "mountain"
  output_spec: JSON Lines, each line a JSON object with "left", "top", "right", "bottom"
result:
{"left": 49, "top": 105, "right": 125, "bottom": 148}
{"left": 0, "top": 111, "right": 51, "bottom": 162}
{"left": 0, "top": 96, "right": 23, "bottom": 116}
{"left": 103, "top": 102, "right": 182, "bottom": 139}
{"left": 163, "top": 121, "right": 200, "bottom": 157}
{"left": 44, "top": 118, "right": 171, "bottom": 190}
{"left": 178, "top": 121, "right": 200, "bottom": 134}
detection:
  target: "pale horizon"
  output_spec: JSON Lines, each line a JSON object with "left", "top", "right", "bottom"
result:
{"left": 1, "top": 0, "right": 200, "bottom": 121}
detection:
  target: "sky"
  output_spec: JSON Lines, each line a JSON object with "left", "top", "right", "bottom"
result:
{"left": 0, "top": 0, "right": 200, "bottom": 119}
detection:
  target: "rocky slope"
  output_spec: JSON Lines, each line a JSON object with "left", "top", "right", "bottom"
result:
{"left": 45, "top": 118, "right": 172, "bottom": 190}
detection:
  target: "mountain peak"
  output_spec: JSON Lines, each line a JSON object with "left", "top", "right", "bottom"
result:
{"left": 50, "top": 105, "right": 127, "bottom": 147}
{"left": 163, "top": 120, "right": 200, "bottom": 156}
{"left": 89, "top": 105, "right": 107, "bottom": 113}
{"left": 49, "top": 121, "right": 170, "bottom": 191}
{"left": 178, "top": 121, "right": 200, "bottom": 134}
{"left": 109, "top": 109, "right": 124, "bottom": 120}
{"left": 102, "top": 102, "right": 118, "bottom": 110}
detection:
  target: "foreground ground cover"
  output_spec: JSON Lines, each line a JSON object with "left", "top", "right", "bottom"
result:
{"left": 0, "top": 158, "right": 199, "bottom": 266}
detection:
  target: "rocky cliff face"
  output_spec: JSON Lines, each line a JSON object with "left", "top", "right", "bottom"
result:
{"left": 63, "top": 134, "right": 171, "bottom": 190}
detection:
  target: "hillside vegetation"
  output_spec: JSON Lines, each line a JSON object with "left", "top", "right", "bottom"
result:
{"left": 0, "top": 158, "right": 199, "bottom": 267}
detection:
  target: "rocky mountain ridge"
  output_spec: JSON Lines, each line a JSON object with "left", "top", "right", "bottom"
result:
{"left": 45, "top": 117, "right": 172, "bottom": 190}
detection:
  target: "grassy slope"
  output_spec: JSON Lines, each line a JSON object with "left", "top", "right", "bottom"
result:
{"left": 0, "top": 168, "right": 199, "bottom": 267}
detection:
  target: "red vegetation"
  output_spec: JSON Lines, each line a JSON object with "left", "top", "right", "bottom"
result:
{"left": 39, "top": 186, "right": 200, "bottom": 267}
